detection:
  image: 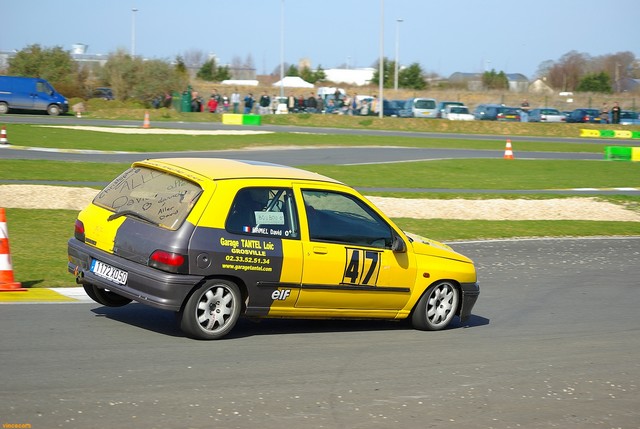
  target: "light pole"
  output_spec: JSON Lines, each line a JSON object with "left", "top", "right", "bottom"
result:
{"left": 279, "top": 0, "right": 285, "bottom": 98}
{"left": 131, "top": 7, "right": 138, "bottom": 57}
{"left": 394, "top": 18, "right": 403, "bottom": 91}
{"left": 378, "top": 0, "right": 384, "bottom": 119}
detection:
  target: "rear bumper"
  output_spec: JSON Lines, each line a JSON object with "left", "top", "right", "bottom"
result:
{"left": 68, "top": 239, "right": 203, "bottom": 312}
{"left": 459, "top": 282, "right": 480, "bottom": 323}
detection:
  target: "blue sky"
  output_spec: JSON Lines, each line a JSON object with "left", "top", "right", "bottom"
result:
{"left": 3, "top": 1, "right": 639, "bottom": 78}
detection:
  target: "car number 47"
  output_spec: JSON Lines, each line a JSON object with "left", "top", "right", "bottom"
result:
{"left": 342, "top": 248, "right": 381, "bottom": 286}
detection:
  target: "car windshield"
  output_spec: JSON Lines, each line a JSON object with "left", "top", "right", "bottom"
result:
{"left": 542, "top": 109, "right": 560, "bottom": 115}
{"left": 415, "top": 99, "right": 435, "bottom": 109}
{"left": 93, "top": 166, "right": 203, "bottom": 230}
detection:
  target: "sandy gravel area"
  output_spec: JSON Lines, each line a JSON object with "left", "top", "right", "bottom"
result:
{"left": 1, "top": 184, "right": 639, "bottom": 222}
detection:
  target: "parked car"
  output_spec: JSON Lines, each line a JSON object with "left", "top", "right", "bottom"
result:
{"left": 90, "top": 87, "right": 114, "bottom": 100}
{"left": 67, "top": 158, "right": 479, "bottom": 340}
{"left": 528, "top": 108, "right": 566, "bottom": 123}
{"left": 398, "top": 97, "right": 437, "bottom": 118}
{"left": 0, "top": 75, "right": 69, "bottom": 115}
{"left": 618, "top": 110, "right": 640, "bottom": 125}
{"left": 383, "top": 99, "right": 405, "bottom": 117}
{"left": 566, "top": 108, "right": 602, "bottom": 123}
{"left": 435, "top": 101, "right": 465, "bottom": 118}
{"left": 443, "top": 105, "right": 474, "bottom": 121}
{"left": 474, "top": 104, "right": 521, "bottom": 121}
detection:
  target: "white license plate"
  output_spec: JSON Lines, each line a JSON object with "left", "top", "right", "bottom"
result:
{"left": 90, "top": 259, "right": 128, "bottom": 285}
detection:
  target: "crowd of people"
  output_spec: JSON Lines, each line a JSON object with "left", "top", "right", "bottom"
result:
{"left": 182, "top": 87, "right": 379, "bottom": 116}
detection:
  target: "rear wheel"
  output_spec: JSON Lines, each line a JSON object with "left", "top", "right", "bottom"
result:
{"left": 412, "top": 281, "right": 460, "bottom": 331}
{"left": 83, "top": 284, "right": 132, "bottom": 307}
{"left": 0, "top": 102, "right": 8, "bottom": 114}
{"left": 179, "top": 279, "right": 241, "bottom": 340}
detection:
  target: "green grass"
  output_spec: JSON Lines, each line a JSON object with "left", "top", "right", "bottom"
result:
{"left": 303, "top": 159, "right": 640, "bottom": 190}
{"left": 2, "top": 123, "right": 613, "bottom": 153}
{"left": 6, "top": 209, "right": 77, "bottom": 288}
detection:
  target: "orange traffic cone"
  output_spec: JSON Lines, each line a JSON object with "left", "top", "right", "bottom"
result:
{"left": 503, "top": 139, "right": 514, "bottom": 159}
{"left": 0, "top": 126, "right": 8, "bottom": 145}
{"left": 142, "top": 111, "right": 151, "bottom": 129}
{"left": 0, "top": 208, "right": 26, "bottom": 291}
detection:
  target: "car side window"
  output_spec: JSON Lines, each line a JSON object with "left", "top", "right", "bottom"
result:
{"left": 226, "top": 187, "right": 299, "bottom": 239}
{"left": 302, "top": 190, "right": 393, "bottom": 249}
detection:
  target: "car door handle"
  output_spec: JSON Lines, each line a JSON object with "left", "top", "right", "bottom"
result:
{"left": 312, "top": 246, "right": 328, "bottom": 254}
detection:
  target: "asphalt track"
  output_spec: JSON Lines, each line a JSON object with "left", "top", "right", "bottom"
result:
{"left": 1, "top": 238, "right": 639, "bottom": 428}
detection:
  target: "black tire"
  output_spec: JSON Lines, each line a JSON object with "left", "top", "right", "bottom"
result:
{"left": 412, "top": 281, "right": 460, "bottom": 331}
{"left": 0, "top": 102, "right": 8, "bottom": 114}
{"left": 179, "top": 279, "right": 242, "bottom": 340}
{"left": 83, "top": 284, "right": 132, "bottom": 307}
{"left": 47, "top": 104, "right": 61, "bottom": 116}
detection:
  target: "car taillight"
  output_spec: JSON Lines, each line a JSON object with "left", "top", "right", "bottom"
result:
{"left": 497, "top": 113, "right": 504, "bottom": 119}
{"left": 149, "top": 250, "right": 187, "bottom": 273}
{"left": 74, "top": 219, "right": 85, "bottom": 242}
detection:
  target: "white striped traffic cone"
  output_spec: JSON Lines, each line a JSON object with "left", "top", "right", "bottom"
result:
{"left": 0, "top": 126, "right": 8, "bottom": 145}
{"left": 0, "top": 208, "right": 26, "bottom": 291}
{"left": 503, "top": 139, "right": 514, "bottom": 159}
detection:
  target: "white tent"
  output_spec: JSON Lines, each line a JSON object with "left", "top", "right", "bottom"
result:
{"left": 272, "top": 76, "right": 314, "bottom": 88}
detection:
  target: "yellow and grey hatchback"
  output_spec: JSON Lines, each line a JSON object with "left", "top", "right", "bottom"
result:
{"left": 68, "top": 158, "right": 479, "bottom": 340}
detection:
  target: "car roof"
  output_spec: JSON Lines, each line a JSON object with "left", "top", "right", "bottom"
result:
{"left": 136, "top": 158, "right": 342, "bottom": 184}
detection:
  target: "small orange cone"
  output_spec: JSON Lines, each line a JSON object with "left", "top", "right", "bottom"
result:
{"left": 0, "top": 208, "right": 26, "bottom": 291}
{"left": 0, "top": 126, "right": 8, "bottom": 145}
{"left": 503, "top": 139, "right": 514, "bottom": 159}
{"left": 142, "top": 111, "right": 151, "bottom": 129}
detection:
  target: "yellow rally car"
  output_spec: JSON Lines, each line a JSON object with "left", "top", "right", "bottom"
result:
{"left": 68, "top": 158, "right": 479, "bottom": 340}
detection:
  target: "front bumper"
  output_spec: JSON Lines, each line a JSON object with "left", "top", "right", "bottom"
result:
{"left": 459, "top": 282, "right": 480, "bottom": 323}
{"left": 68, "top": 238, "right": 204, "bottom": 312}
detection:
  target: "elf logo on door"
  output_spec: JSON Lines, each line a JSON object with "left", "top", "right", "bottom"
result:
{"left": 272, "top": 289, "right": 291, "bottom": 300}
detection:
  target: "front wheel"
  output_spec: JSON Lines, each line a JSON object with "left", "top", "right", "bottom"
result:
{"left": 47, "top": 104, "right": 61, "bottom": 116}
{"left": 179, "top": 279, "right": 242, "bottom": 340}
{"left": 0, "top": 102, "right": 9, "bottom": 114}
{"left": 412, "top": 281, "right": 460, "bottom": 331}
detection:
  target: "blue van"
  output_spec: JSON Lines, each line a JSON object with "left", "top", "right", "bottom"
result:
{"left": 0, "top": 76, "right": 69, "bottom": 115}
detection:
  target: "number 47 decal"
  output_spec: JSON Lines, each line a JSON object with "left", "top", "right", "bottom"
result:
{"left": 342, "top": 248, "right": 382, "bottom": 286}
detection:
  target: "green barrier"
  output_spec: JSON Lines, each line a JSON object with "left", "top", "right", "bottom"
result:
{"left": 600, "top": 130, "right": 615, "bottom": 138}
{"left": 242, "top": 115, "right": 262, "bottom": 125}
{"left": 633, "top": 131, "right": 640, "bottom": 139}
{"left": 604, "top": 146, "right": 632, "bottom": 161}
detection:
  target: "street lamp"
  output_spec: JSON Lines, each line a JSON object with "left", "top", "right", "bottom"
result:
{"left": 279, "top": 0, "right": 285, "bottom": 98}
{"left": 131, "top": 7, "right": 139, "bottom": 57}
{"left": 378, "top": 0, "right": 384, "bottom": 119}
{"left": 394, "top": 18, "right": 403, "bottom": 91}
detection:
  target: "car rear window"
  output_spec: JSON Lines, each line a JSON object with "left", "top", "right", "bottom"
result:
{"left": 93, "top": 166, "right": 203, "bottom": 230}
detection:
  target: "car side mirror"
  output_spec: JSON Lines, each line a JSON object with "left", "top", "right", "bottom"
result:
{"left": 391, "top": 234, "right": 406, "bottom": 253}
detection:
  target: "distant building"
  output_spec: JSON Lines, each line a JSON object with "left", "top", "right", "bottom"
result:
{"left": 323, "top": 68, "right": 375, "bottom": 86}
{"left": 617, "top": 78, "right": 640, "bottom": 93}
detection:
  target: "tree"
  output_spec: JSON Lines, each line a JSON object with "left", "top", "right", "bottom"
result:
{"left": 482, "top": 69, "right": 508, "bottom": 90}
{"left": 299, "top": 65, "right": 326, "bottom": 84}
{"left": 101, "top": 49, "right": 188, "bottom": 103}
{"left": 398, "top": 63, "right": 426, "bottom": 90}
{"left": 576, "top": 72, "right": 612, "bottom": 93}
{"left": 371, "top": 58, "right": 393, "bottom": 88}
{"left": 8, "top": 44, "right": 87, "bottom": 97}
{"left": 286, "top": 64, "right": 299, "bottom": 77}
